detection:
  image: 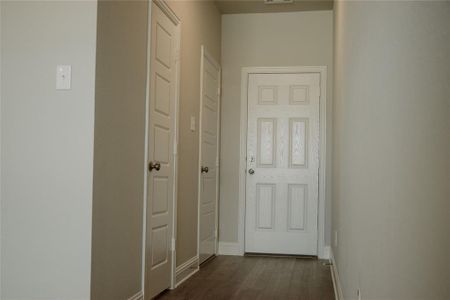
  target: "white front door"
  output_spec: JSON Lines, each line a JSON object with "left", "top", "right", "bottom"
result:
{"left": 245, "top": 73, "right": 320, "bottom": 255}
{"left": 198, "top": 46, "right": 221, "bottom": 264}
{"left": 145, "top": 3, "right": 180, "bottom": 299}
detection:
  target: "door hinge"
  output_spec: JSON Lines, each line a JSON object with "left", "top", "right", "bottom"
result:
{"left": 171, "top": 238, "right": 176, "bottom": 251}
{"left": 173, "top": 141, "right": 178, "bottom": 155}
{"left": 173, "top": 49, "right": 180, "bottom": 63}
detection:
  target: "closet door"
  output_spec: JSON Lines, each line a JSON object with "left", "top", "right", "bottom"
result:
{"left": 145, "top": 2, "right": 180, "bottom": 298}
{"left": 198, "top": 46, "right": 221, "bottom": 265}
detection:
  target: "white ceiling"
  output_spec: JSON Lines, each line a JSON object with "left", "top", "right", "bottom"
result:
{"left": 216, "top": 0, "right": 333, "bottom": 14}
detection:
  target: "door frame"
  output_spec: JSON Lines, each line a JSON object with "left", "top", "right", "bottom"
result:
{"left": 142, "top": 0, "right": 181, "bottom": 296}
{"left": 238, "top": 66, "right": 328, "bottom": 258}
{"left": 197, "top": 45, "right": 221, "bottom": 262}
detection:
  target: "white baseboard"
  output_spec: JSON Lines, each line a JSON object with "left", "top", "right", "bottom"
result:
{"left": 218, "top": 242, "right": 326, "bottom": 258}
{"left": 175, "top": 255, "right": 199, "bottom": 288}
{"left": 330, "top": 248, "right": 344, "bottom": 300}
{"left": 320, "top": 246, "right": 331, "bottom": 260}
{"left": 128, "top": 291, "right": 143, "bottom": 300}
{"left": 218, "top": 242, "right": 242, "bottom": 256}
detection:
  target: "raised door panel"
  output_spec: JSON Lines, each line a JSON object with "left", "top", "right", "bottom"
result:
{"left": 289, "top": 118, "right": 308, "bottom": 168}
{"left": 154, "top": 126, "right": 170, "bottom": 164}
{"left": 155, "top": 23, "right": 172, "bottom": 68}
{"left": 152, "top": 177, "right": 169, "bottom": 215}
{"left": 256, "top": 184, "right": 276, "bottom": 230}
{"left": 203, "top": 105, "right": 217, "bottom": 137}
{"left": 287, "top": 184, "right": 307, "bottom": 231}
{"left": 289, "top": 85, "right": 309, "bottom": 105}
{"left": 258, "top": 86, "right": 278, "bottom": 105}
{"left": 151, "top": 225, "right": 169, "bottom": 268}
{"left": 257, "top": 118, "right": 276, "bottom": 168}
{"left": 155, "top": 74, "right": 171, "bottom": 116}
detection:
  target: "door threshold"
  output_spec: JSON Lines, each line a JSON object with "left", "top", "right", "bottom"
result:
{"left": 244, "top": 252, "right": 317, "bottom": 259}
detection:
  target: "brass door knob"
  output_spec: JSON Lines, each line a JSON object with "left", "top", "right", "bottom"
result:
{"left": 149, "top": 161, "right": 161, "bottom": 172}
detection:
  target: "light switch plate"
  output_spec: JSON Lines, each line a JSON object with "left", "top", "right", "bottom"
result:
{"left": 56, "top": 65, "right": 71, "bottom": 90}
{"left": 190, "top": 116, "right": 196, "bottom": 132}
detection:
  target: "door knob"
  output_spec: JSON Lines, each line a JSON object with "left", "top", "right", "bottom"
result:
{"left": 248, "top": 168, "right": 255, "bottom": 175}
{"left": 201, "top": 166, "right": 209, "bottom": 173}
{"left": 149, "top": 161, "right": 161, "bottom": 172}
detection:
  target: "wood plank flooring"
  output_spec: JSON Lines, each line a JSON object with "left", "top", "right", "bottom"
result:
{"left": 156, "top": 255, "right": 335, "bottom": 300}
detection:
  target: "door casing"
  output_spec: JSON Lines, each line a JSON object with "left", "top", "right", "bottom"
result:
{"left": 238, "top": 66, "right": 328, "bottom": 259}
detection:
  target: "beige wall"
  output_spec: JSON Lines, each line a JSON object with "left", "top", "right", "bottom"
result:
{"left": 220, "top": 11, "right": 333, "bottom": 244}
{"left": 91, "top": 1, "right": 148, "bottom": 299}
{"left": 333, "top": 1, "right": 450, "bottom": 299}
{"left": 165, "top": 0, "right": 222, "bottom": 267}
{"left": 0, "top": 1, "right": 97, "bottom": 298}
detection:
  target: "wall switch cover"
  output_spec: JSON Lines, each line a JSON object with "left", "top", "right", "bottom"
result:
{"left": 56, "top": 65, "right": 71, "bottom": 90}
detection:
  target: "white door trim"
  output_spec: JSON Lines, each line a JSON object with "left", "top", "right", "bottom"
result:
{"left": 153, "top": 0, "right": 179, "bottom": 25}
{"left": 197, "top": 45, "right": 221, "bottom": 262}
{"left": 142, "top": 0, "right": 181, "bottom": 298}
{"left": 238, "top": 66, "right": 328, "bottom": 258}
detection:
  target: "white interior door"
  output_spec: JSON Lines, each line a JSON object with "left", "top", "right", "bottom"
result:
{"left": 198, "top": 46, "right": 221, "bottom": 265}
{"left": 245, "top": 73, "right": 320, "bottom": 255}
{"left": 145, "top": 3, "right": 180, "bottom": 299}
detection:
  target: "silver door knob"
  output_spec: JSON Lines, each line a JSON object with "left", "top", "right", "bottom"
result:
{"left": 248, "top": 168, "right": 255, "bottom": 175}
{"left": 201, "top": 166, "right": 209, "bottom": 173}
{"left": 149, "top": 161, "right": 161, "bottom": 172}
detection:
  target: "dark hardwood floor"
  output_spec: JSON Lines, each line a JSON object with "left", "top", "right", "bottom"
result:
{"left": 156, "top": 255, "right": 335, "bottom": 300}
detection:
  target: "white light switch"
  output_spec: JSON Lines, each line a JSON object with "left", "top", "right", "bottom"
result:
{"left": 56, "top": 65, "right": 71, "bottom": 90}
{"left": 190, "top": 116, "right": 196, "bottom": 132}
